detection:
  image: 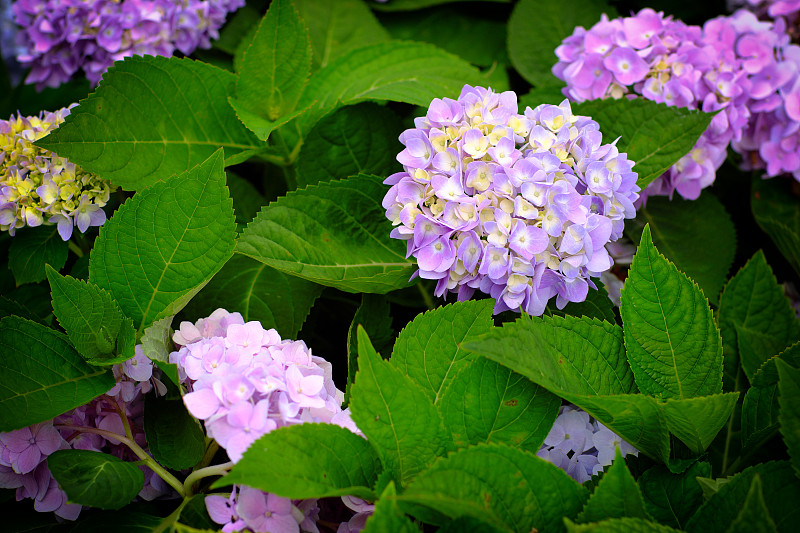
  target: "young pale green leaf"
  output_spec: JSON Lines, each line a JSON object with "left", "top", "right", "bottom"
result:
{"left": 626, "top": 194, "right": 735, "bottom": 305}
{"left": 140, "top": 315, "right": 174, "bottom": 364}
{"left": 216, "top": 423, "right": 381, "bottom": 500}
{"left": 719, "top": 251, "right": 800, "bottom": 383}
{"left": 438, "top": 357, "right": 560, "bottom": 453}
{"left": 752, "top": 341, "right": 800, "bottom": 387}
{"left": 508, "top": 0, "right": 617, "bottom": 87}
{"left": 293, "top": 41, "right": 483, "bottom": 135}
{"left": 463, "top": 314, "right": 635, "bottom": 396}
{"left": 752, "top": 176, "right": 800, "bottom": 278}
{"left": 46, "top": 266, "right": 135, "bottom": 365}
{"left": 399, "top": 443, "right": 589, "bottom": 533}
{"left": 350, "top": 326, "right": 453, "bottom": 487}
{"left": 565, "top": 517, "right": 681, "bottom": 533}
{"left": 89, "top": 150, "right": 236, "bottom": 335}
{"left": 143, "top": 395, "right": 205, "bottom": 471}
{"left": 621, "top": 225, "right": 723, "bottom": 399}
{"left": 363, "top": 482, "right": 419, "bottom": 533}
{"left": 638, "top": 461, "right": 711, "bottom": 529}
{"left": 0, "top": 316, "right": 115, "bottom": 431}
{"left": 686, "top": 461, "right": 800, "bottom": 533}
{"left": 229, "top": 0, "right": 311, "bottom": 140}
{"left": 346, "top": 293, "right": 395, "bottom": 402}
{"left": 777, "top": 359, "right": 800, "bottom": 479}
{"left": 741, "top": 384, "right": 780, "bottom": 451}
{"left": 552, "top": 282, "right": 617, "bottom": 324}
{"left": 577, "top": 448, "right": 651, "bottom": 523}
{"left": 726, "top": 475, "right": 778, "bottom": 533}
{"left": 8, "top": 226, "right": 68, "bottom": 285}
{"left": 47, "top": 450, "right": 143, "bottom": 510}
{"left": 391, "top": 300, "right": 494, "bottom": 403}
{"left": 660, "top": 393, "right": 739, "bottom": 454}
{"left": 36, "top": 56, "right": 263, "bottom": 190}
{"left": 237, "top": 174, "right": 414, "bottom": 294}
{"left": 295, "top": 0, "right": 390, "bottom": 70}
{"left": 296, "top": 103, "right": 402, "bottom": 187}
{"left": 183, "top": 254, "right": 322, "bottom": 340}
{"left": 573, "top": 99, "right": 714, "bottom": 189}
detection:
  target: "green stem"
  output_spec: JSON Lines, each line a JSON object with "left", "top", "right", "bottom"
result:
{"left": 152, "top": 498, "right": 190, "bottom": 533}
{"left": 416, "top": 282, "right": 435, "bottom": 310}
{"left": 67, "top": 240, "right": 84, "bottom": 258}
{"left": 184, "top": 461, "right": 234, "bottom": 497}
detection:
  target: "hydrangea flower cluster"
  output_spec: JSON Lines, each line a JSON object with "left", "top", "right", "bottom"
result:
{"left": 11, "top": 0, "right": 245, "bottom": 89}
{"left": 383, "top": 85, "right": 640, "bottom": 315}
{"left": 206, "top": 486, "right": 320, "bottom": 533}
{"left": 537, "top": 405, "right": 638, "bottom": 483}
{"left": 170, "top": 309, "right": 345, "bottom": 463}
{"left": 742, "top": 0, "right": 800, "bottom": 24}
{"left": 0, "top": 106, "right": 111, "bottom": 239}
{"left": 0, "top": 346, "right": 169, "bottom": 520}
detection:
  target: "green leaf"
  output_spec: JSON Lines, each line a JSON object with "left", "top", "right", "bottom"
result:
{"left": 350, "top": 326, "right": 452, "bottom": 487}
{"left": 620, "top": 224, "right": 723, "bottom": 399}
{"left": 227, "top": 172, "right": 266, "bottom": 226}
{"left": 237, "top": 174, "right": 414, "bottom": 293}
{"left": 229, "top": 0, "right": 311, "bottom": 140}
{"left": 751, "top": 341, "right": 800, "bottom": 387}
{"left": 508, "top": 0, "right": 617, "bottom": 87}
{"left": 752, "top": 176, "right": 800, "bottom": 277}
{"left": 578, "top": 448, "right": 650, "bottom": 523}
{"left": 46, "top": 266, "right": 135, "bottom": 365}
{"left": 143, "top": 395, "right": 205, "bottom": 471}
{"left": 741, "top": 384, "right": 780, "bottom": 451}
{"left": 295, "top": 0, "right": 390, "bottom": 70}
{"left": 346, "top": 293, "right": 395, "bottom": 402}
{"left": 638, "top": 461, "right": 711, "bottom": 529}
{"left": 215, "top": 423, "right": 381, "bottom": 500}
{"left": 438, "top": 357, "right": 560, "bottom": 453}
{"left": 777, "top": 359, "right": 800, "bottom": 479}
{"left": 213, "top": 1, "right": 265, "bottom": 55}
{"left": 47, "top": 450, "right": 143, "bottom": 510}
{"left": 0, "top": 316, "right": 115, "bottom": 431}
{"left": 295, "top": 103, "right": 402, "bottom": 187}
{"left": 399, "top": 443, "right": 588, "bottom": 533}
{"left": 565, "top": 517, "right": 681, "bottom": 533}
{"left": 293, "top": 41, "right": 483, "bottom": 135}
{"left": 363, "top": 482, "right": 419, "bottom": 533}
{"left": 89, "top": 149, "right": 236, "bottom": 335}
{"left": 140, "top": 315, "right": 174, "bottom": 364}
{"left": 36, "top": 56, "right": 263, "bottom": 191}
{"left": 372, "top": 0, "right": 510, "bottom": 11}
{"left": 0, "top": 295, "right": 42, "bottom": 323}
{"left": 626, "top": 194, "right": 736, "bottom": 305}
{"left": 726, "top": 475, "right": 778, "bottom": 533}
{"left": 660, "top": 393, "right": 739, "bottom": 454}
{"left": 718, "top": 251, "right": 800, "bottom": 383}
{"left": 686, "top": 461, "right": 800, "bottom": 533}
{"left": 573, "top": 99, "right": 715, "bottom": 189}
{"left": 8, "top": 227, "right": 68, "bottom": 286}
{"left": 391, "top": 300, "right": 494, "bottom": 403}
{"left": 553, "top": 282, "right": 617, "bottom": 324}
{"left": 183, "top": 254, "right": 323, "bottom": 339}
{"left": 519, "top": 85, "right": 571, "bottom": 110}
{"left": 174, "top": 494, "right": 218, "bottom": 531}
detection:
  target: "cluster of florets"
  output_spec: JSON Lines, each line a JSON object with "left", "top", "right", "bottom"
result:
{"left": 11, "top": 0, "right": 245, "bottom": 89}
{"left": 537, "top": 405, "right": 638, "bottom": 483}
{"left": 207, "top": 486, "right": 320, "bottom": 533}
{"left": 0, "top": 107, "right": 111, "bottom": 239}
{"left": 383, "top": 85, "right": 639, "bottom": 315}
{"left": 0, "top": 346, "right": 168, "bottom": 520}
{"left": 170, "top": 309, "right": 345, "bottom": 463}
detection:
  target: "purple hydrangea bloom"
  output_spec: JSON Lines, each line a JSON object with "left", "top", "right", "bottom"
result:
{"left": 207, "top": 485, "right": 320, "bottom": 533}
{"left": 740, "top": 0, "right": 800, "bottom": 23}
{"left": 383, "top": 85, "right": 640, "bottom": 315}
{"left": 11, "top": 0, "right": 245, "bottom": 89}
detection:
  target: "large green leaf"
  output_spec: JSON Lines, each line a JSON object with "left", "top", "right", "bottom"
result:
{"left": 183, "top": 254, "right": 322, "bottom": 339}
{"left": 777, "top": 359, "right": 800, "bottom": 479}
{"left": 350, "top": 327, "right": 453, "bottom": 487}
{"left": 8, "top": 226, "right": 68, "bottom": 286}
{"left": 47, "top": 450, "right": 143, "bottom": 510}
{"left": 565, "top": 518, "right": 681, "bottom": 533}
{"left": 508, "top": 0, "right": 617, "bottom": 87}
{"left": 363, "top": 482, "right": 419, "bottom": 533}
{"left": 626, "top": 194, "right": 735, "bottom": 305}
{"left": 552, "top": 282, "right": 617, "bottom": 324}
{"left": 216, "top": 423, "right": 381, "bottom": 500}
{"left": 577, "top": 448, "right": 651, "bottom": 523}
{"left": 0, "top": 316, "right": 114, "bottom": 431}
{"left": 573, "top": 99, "right": 714, "bottom": 189}
{"left": 752, "top": 176, "right": 800, "bottom": 278}
{"left": 295, "top": 0, "right": 390, "bottom": 71}
{"left": 438, "top": 357, "right": 560, "bottom": 453}
{"left": 293, "top": 41, "right": 483, "bottom": 135}
{"left": 46, "top": 266, "right": 135, "bottom": 365}
{"left": 621, "top": 225, "right": 723, "bottom": 399}
{"left": 661, "top": 394, "right": 739, "bottom": 454}
{"left": 89, "top": 150, "right": 236, "bottom": 335}
{"left": 229, "top": 0, "right": 312, "bottom": 140}
{"left": 751, "top": 341, "right": 800, "bottom": 387}
{"left": 391, "top": 300, "right": 494, "bottom": 403}
{"left": 237, "top": 174, "right": 414, "bottom": 293}
{"left": 346, "top": 293, "right": 395, "bottom": 402}
{"left": 36, "top": 56, "right": 263, "bottom": 190}
{"left": 399, "top": 443, "right": 588, "bottom": 533}
{"left": 638, "top": 461, "right": 711, "bottom": 529}
{"left": 295, "top": 103, "right": 402, "bottom": 187}
{"left": 727, "top": 475, "right": 778, "bottom": 533}
{"left": 143, "top": 395, "right": 205, "bottom": 471}
{"left": 741, "top": 384, "right": 780, "bottom": 451}
{"left": 372, "top": 0, "right": 510, "bottom": 11}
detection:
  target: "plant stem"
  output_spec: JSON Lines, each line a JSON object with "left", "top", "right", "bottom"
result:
{"left": 68, "top": 240, "right": 84, "bottom": 258}
{"left": 184, "top": 461, "right": 234, "bottom": 497}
